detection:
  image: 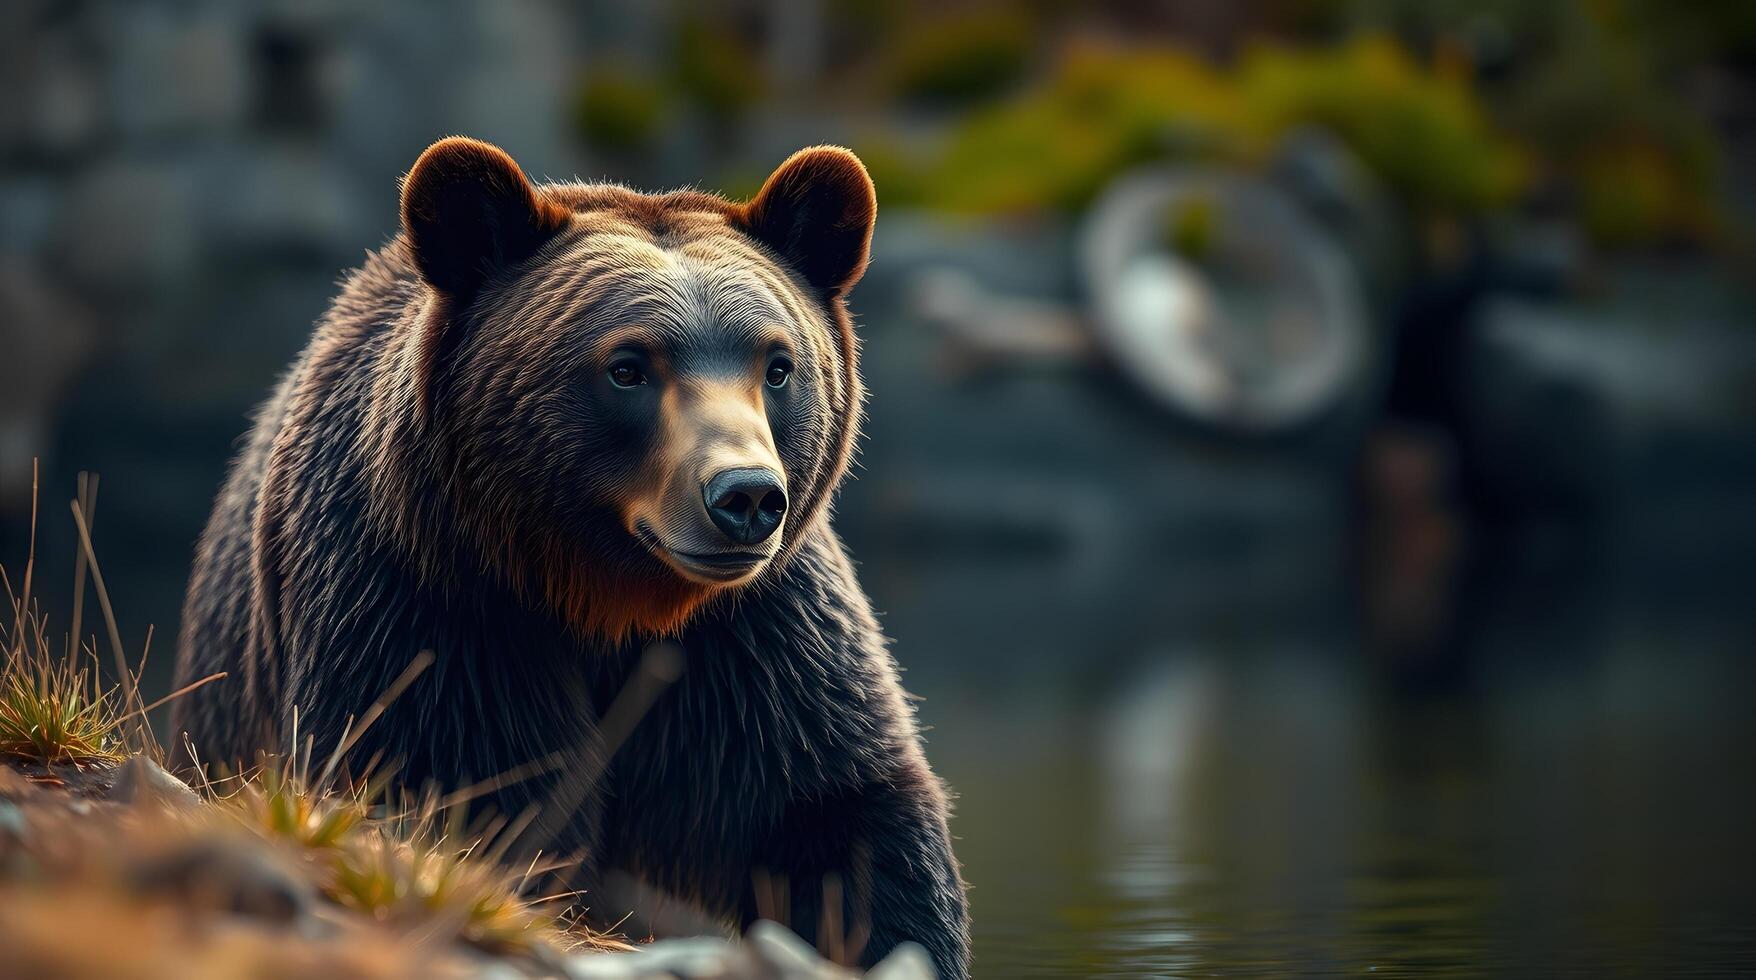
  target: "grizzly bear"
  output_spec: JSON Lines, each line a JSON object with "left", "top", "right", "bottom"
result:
{"left": 171, "top": 137, "right": 970, "bottom": 976}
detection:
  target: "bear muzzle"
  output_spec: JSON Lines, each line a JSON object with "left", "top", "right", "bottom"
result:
{"left": 702, "top": 467, "right": 787, "bottom": 546}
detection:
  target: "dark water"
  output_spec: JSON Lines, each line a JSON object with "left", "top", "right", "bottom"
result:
{"left": 898, "top": 600, "right": 1756, "bottom": 977}
{"left": 846, "top": 439, "right": 1756, "bottom": 978}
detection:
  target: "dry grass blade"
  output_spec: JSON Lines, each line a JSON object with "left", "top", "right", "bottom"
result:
{"left": 67, "top": 498, "right": 146, "bottom": 753}
{"left": 68, "top": 472, "right": 96, "bottom": 661}
{"left": 13, "top": 460, "right": 36, "bottom": 649}
{"left": 112, "top": 673, "right": 227, "bottom": 728}
{"left": 525, "top": 640, "right": 682, "bottom": 853}
{"left": 332, "top": 650, "right": 435, "bottom": 765}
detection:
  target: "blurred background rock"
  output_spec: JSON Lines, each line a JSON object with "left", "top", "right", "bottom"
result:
{"left": 3, "top": 0, "right": 1754, "bottom": 974}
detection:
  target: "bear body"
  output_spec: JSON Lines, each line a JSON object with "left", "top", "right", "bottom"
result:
{"left": 172, "top": 139, "right": 969, "bottom": 976}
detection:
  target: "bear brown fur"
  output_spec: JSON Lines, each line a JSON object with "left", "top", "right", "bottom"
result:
{"left": 171, "top": 137, "right": 970, "bottom": 976}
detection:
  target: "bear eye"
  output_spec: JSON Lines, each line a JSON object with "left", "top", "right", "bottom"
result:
{"left": 608, "top": 360, "right": 647, "bottom": 388}
{"left": 766, "top": 356, "right": 794, "bottom": 389}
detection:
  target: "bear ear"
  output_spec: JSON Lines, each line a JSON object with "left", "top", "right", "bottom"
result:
{"left": 399, "top": 136, "right": 569, "bottom": 300}
{"left": 737, "top": 146, "right": 876, "bottom": 296}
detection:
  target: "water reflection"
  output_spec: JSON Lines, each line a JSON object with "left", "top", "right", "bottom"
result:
{"left": 889, "top": 547, "right": 1756, "bottom": 977}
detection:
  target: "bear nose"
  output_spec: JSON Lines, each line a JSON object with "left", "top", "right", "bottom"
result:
{"left": 702, "top": 468, "right": 787, "bottom": 546}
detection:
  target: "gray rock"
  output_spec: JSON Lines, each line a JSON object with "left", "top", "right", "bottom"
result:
{"left": 567, "top": 936, "right": 739, "bottom": 979}
{"left": 0, "top": 800, "right": 25, "bottom": 840}
{"left": 107, "top": 756, "right": 202, "bottom": 811}
{"left": 564, "top": 922, "right": 916, "bottom": 980}
{"left": 865, "top": 943, "right": 935, "bottom": 980}
{"left": 747, "top": 920, "right": 856, "bottom": 978}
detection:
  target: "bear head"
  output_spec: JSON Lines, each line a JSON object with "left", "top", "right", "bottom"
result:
{"left": 371, "top": 136, "right": 873, "bottom": 643}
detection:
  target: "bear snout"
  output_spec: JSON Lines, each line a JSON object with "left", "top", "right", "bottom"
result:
{"left": 702, "top": 467, "right": 787, "bottom": 546}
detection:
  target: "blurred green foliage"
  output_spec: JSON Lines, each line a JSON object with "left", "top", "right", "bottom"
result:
{"left": 919, "top": 35, "right": 1524, "bottom": 219}
{"left": 572, "top": 67, "right": 667, "bottom": 152}
{"left": 572, "top": 18, "right": 763, "bottom": 155}
{"left": 1504, "top": 1, "right": 1723, "bottom": 245}
{"left": 672, "top": 17, "right": 765, "bottom": 120}
{"left": 853, "top": 138, "right": 936, "bottom": 210}
{"left": 889, "top": 9, "right": 1035, "bottom": 106}
{"left": 1574, "top": 143, "right": 1712, "bottom": 247}
{"left": 923, "top": 46, "right": 1247, "bottom": 213}
{"left": 1244, "top": 37, "right": 1526, "bottom": 215}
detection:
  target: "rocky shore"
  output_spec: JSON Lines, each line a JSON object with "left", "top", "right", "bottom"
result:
{"left": 0, "top": 755, "right": 932, "bottom": 980}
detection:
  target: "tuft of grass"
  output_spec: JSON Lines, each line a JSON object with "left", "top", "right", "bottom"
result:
{"left": 229, "top": 760, "right": 372, "bottom": 850}
{"left": 0, "top": 652, "right": 125, "bottom": 767}
{"left": 327, "top": 823, "right": 570, "bottom": 954}
{"left": 217, "top": 755, "right": 631, "bottom": 957}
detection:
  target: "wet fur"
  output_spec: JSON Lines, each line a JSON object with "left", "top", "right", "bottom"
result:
{"left": 172, "top": 144, "right": 969, "bottom": 976}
